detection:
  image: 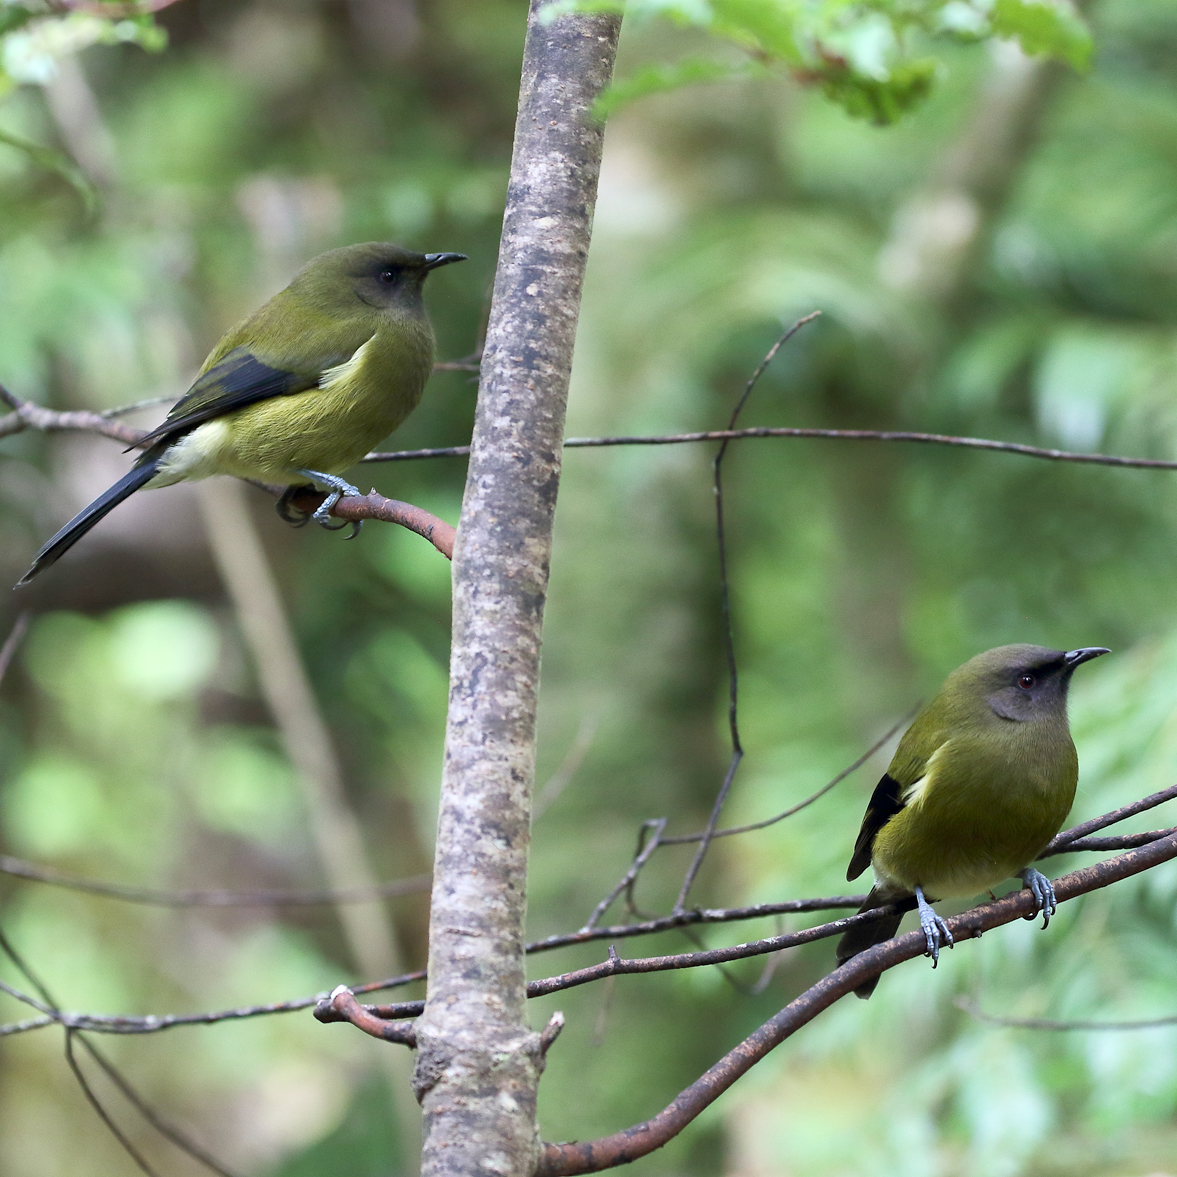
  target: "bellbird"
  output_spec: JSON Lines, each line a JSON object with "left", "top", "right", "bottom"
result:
{"left": 17, "top": 242, "right": 466, "bottom": 586}
{"left": 836, "top": 643, "right": 1109, "bottom": 998}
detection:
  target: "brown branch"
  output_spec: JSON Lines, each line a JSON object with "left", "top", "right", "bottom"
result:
{"left": 536, "top": 831, "right": 1177, "bottom": 1176}
{"left": 283, "top": 486, "right": 456, "bottom": 559}
{"left": 0, "top": 853, "right": 431, "bottom": 907}
{"left": 364, "top": 429, "right": 1177, "bottom": 470}
{"left": 525, "top": 895, "right": 865, "bottom": 954}
{"left": 0, "top": 385, "right": 145, "bottom": 446}
{"left": 314, "top": 985, "right": 417, "bottom": 1046}
{"left": 1048, "top": 828, "right": 1176, "bottom": 854}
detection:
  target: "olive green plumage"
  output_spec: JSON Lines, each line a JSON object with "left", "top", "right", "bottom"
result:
{"left": 836, "top": 643, "right": 1109, "bottom": 998}
{"left": 18, "top": 242, "right": 465, "bottom": 585}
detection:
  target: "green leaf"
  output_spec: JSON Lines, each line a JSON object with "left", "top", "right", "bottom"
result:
{"left": 991, "top": 0, "right": 1093, "bottom": 70}
{"left": 818, "top": 56, "right": 940, "bottom": 126}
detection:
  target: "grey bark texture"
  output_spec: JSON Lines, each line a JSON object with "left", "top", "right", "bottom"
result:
{"left": 413, "top": 5, "right": 621, "bottom": 1177}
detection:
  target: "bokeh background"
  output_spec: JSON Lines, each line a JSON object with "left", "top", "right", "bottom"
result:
{"left": 2, "top": 1, "right": 1177, "bottom": 1175}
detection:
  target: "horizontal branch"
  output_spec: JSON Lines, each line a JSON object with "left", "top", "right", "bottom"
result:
{"left": 536, "top": 830, "right": 1177, "bottom": 1176}
{"left": 363, "top": 428, "right": 1177, "bottom": 472}
{"left": 3, "top": 801, "right": 1168, "bottom": 1042}
{"left": 0, "top": 854, "right": 431, "bottom": 907}
{"left": 0, "top": 388, "right": 144, "bottom": 446}
{"left": 18, "top": 381, "right": 1168, "bottom": 481}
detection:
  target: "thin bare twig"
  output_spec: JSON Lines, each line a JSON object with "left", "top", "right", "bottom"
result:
{"left": 77, "top": 1039, "right": 241, "bottom": 1177}
{"left": 1041, "top": 782, "right": 1177, "bottom": 853}
{"left": 0, "top": 853, "right": 430, "bottom": 907}
{"left": 956, "top": 996, "right": 1177, "bottom": 1032}
{"left": 578, "top": 709, "right": 912, "bottom": 932}
{"left": 363, "top": 429, "right": 1177, "bottom": 470}
{"left": 64, "top": 1031, "right": 161, "bottom": 1177}
{"left": 581, "top": 820, "right": 668, "bottom": 931}
{"left": 675, "top": 314, "right": 822, "bottom": 914}
{"left": 660, "top": 707, "right": 915, "bottom": 846}
{"left": 0, "top": 925, "right": 240, "bottom": 1176}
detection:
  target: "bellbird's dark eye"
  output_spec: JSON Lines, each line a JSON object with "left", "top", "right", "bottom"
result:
{"left": 378, "top": 268, "right": 398, "bottom": 285}
{"left": 1018, "top": 674, "right": 1036, "bottom": 690}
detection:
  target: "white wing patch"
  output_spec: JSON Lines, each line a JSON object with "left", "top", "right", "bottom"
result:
{"left": 901, "top": 740, "right": 950, "bottom": 810}
{"left": 319, "top": 334, "right": 377, "bottom": 392}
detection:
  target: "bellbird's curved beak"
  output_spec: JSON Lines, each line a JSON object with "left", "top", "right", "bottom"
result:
{"left": 423, "top": 252, "right": 468, "bottom": 271}
{"left": 1064, "top": 647, "right": 1111, "bottom": 669}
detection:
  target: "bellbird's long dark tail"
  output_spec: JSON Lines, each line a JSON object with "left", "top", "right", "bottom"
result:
{"left": 16, "top": 457, "right": 162, "bottom": 586}
{"left": 835, "top": 886, "right": 913, "bottom": 1000}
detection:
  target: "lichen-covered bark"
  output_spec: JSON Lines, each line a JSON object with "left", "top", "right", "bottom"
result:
{"left": 413, "top": 6, "right": 621, "bottom": 1176}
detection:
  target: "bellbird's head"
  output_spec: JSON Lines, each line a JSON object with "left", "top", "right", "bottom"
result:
{"left": 290, "top": 242, "right": 467, "bottom": 318}
{"left": 946, "top": 644, "right": 1109, "bottom": 724}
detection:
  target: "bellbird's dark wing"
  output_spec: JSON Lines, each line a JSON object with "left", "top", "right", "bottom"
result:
{"left": 133, "top": 347, "right": 325, "bottom": 451}
{"left": 846, "top": 773, "right": 905, "bottom": 881}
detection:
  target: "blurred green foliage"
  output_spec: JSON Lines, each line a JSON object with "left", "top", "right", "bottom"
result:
{"left": 1, "top": 1, "right": 1177, "bottom": 1176}
{"left": 568, "top": 0, "right": 1092, "bottom": 122}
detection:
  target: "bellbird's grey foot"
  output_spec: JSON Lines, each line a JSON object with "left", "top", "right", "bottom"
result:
{"left": 1019, "top": 868, "right": 1057, "bottom": 928}
{"left": 293, "top": 469, "right": 362, "bottom": 528}
{"left": 915, "top": 885, "right": 953, "bottom": 966}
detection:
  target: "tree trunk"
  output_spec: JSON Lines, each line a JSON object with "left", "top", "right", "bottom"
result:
{"left": 413, "top": 5, "right": 621, "bottom": 1176}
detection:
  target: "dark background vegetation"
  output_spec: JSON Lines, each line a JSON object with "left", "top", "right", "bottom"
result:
{"left": 2, "top": 1, "right": 1177, "bottom": 1174}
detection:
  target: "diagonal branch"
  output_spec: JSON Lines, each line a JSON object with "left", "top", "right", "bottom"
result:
{"left": 535, "top": 830, "right": 1177, "bottom": 1176}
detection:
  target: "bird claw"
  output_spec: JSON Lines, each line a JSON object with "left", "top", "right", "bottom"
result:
{"left": 294, "top": 469, "right": 362, "bottom": 534}
{"left": 915, "top": 885, "right": 953, "bottom": 967}
{"left": 1019, "top": 868, "right": 1057, "bottom": 928}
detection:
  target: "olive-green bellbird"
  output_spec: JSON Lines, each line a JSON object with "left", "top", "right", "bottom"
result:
{"left": 836, "top": 643, "right": 1109, "bottom": 998}
{"left": 17, "top": 242, "right": 466, "bottom": 586}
